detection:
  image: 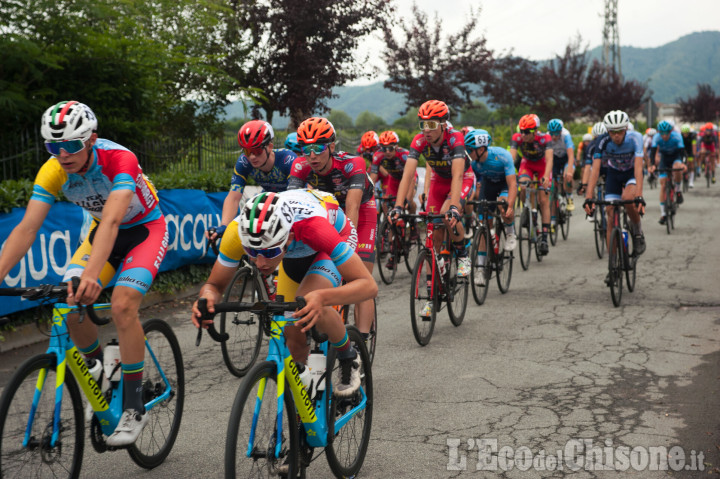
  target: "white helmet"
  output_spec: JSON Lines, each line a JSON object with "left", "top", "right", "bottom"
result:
{"left": 238, "top": 192, "right": 293, "bottom": 250}
{"left": 591, "top": 122, "right": 607, "bottom": 138}
{"left": 41, "top": 101, "right": 97, "bottom": 142}
{"left": 603, "top": 110, "right": 629, "bottom": 130}
{"left": 627, "top": 122, "right": 635, "bottom": 131}
{"left": 582, "top": 133, "right": 593, "bottom": 142}
{"left": 647, "top": 128, "right": 657, "bottom": 136}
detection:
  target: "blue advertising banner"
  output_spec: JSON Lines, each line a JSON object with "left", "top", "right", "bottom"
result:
{"left": 0, "top": 189, "right": 228, "bottom": 315}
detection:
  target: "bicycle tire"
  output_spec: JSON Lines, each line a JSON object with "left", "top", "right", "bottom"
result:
{"left": 376, "top": 219, "right": 397, "bottom": 285}
{"left": 560, "top": 204, "right": 570, "bottom": 240}
{"left": 549, "top": 197, "right": 559, "bottom": 246}
{"left": 470, "top": 225, "right": 491, "bottom": 305}
{"left": 325, "top": 326, "right": 373, "bottom": 478}
{"left": 340, "top": 300, "right": 378, "bottom": 367}
{"left": 518, "top": 208, "right": 531, "bottom": 270}
{"left": 446, "top": 251, "right": 468, "bottom": 327}
{"left": 534, "top": 228, "right": 544, "bottom": 262}
{"left": 409, "top": 248, "right": 437, "bottom": 346}
{"left": 225, "top": 361, "right": 299, "bottom": 478}
{"left": 665, "top": 182, "right": 673, "bottom": 235}
{"left": 220, "top": 266, "right": 264, "bottom": 377}
{"left": 608, "top": 228, "right": 623, "bottom": 307}
{"left": 0, "top": 354, "right": 84, "bottom": 479}
{"left": 128, "top": 319, "right": 185, "bottom": 469}
{"left": 496, "top": 225, "right": 513, "bottom": 294}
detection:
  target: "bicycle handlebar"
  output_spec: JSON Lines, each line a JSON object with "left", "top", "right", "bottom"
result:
{"left": 586, "top": 198, "right": 644, "bottom": 207}
{"left": 0, "top": 277, "right": 110, "bottom": 326}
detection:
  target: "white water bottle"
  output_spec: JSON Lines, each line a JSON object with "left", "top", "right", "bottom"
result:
{"left": 297, "top": 363, "right": 312, "bottom": 391}
{"left": 103, "top": 341, "right": 121, "bottom": 383}
{"left": 307, "top": 353, "right": 327, "bottom": 392}
{"left": 87, "top": 358, "right": 107, "bottom": 391}
{"left": 437, "top": 256, "right": 446, "bottom": 277}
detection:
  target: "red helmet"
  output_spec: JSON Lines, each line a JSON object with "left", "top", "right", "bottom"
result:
{"left": 237, "top": 120, "right": 274, "bottom": 149}
{"left": 297, "top": 117, "right": 336, "bottom": 145}
{"left": 418, "top": 100, "right": 449, "bottom": 121}
{"left": 379, "top": 130, "right": 399, "bottom": 145}
{"left": 704, "top": 122, "right": 715, "bottom": 131}
{"left": 360, "top": 131, "right": 379, "bottom": 150}
{"left": 519, "top": 114, "right": 540, "bottom": 130}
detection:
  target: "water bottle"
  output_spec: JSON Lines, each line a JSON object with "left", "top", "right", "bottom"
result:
{"left": 437, "top": 253, "right": 447, "bottom": 277}
{"left": 622, "top": 230, "right": 629, "bottom": 250}
{"left": 87, "top": 358, "right": 108, "bottom": 393}
{"left": 490, "top": 228, "right": 499, "bottom": 254}
{"left": 307, "top": 353, "right": 327, "bottom": 392}
{"left": 103, "top": 340, "right": 121, "bottom": 383}
{"left": 297, "top": 363, "right": 312, "bottom": 391}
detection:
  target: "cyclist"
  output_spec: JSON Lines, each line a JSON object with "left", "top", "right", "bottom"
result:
{"left": 465, "top": 129, "right": 517, "bottom": 286}
{"left": 584, "top": 110, "right": 646, "bottom": 273}
{"left": 698, "top": 122, "right": 718, "bottom": 183}
{"left": 579, "top": 122, "right": 608, "bottom": 196}
{"left": 651, "top": 120, "right": 686, "bottom": 224}
{"left": 547, "top": 118, "right": 576, "bottom": 212}
{"left": 192, "top": 190, "right": 376, "bottom": 396}
{"left": 369, "top": 130, "right": 417, "bottom": 217}
{"left": 0, "top": 101, "right": 166, "bottom": 446}
{"left": 680, "top": 124, "right": 695, "bottom": 188}
{"left": 287, "top": 117, "right": 377, "bottom": 344}
{"left": 389, "top": 100, "right": 473, "bottom": 317}
{"left": 284, "top": 132, "right": 304, "bottom": 155}
{"left": 510, "top": 114, "right": 553, "bottom": 255}
{"left": 577, "top": 133, "right": 592, "bottom": 169}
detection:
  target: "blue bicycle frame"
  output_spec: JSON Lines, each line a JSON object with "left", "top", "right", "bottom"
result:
{"left": 26, "top": 302, "right": 174, "bottom": 445}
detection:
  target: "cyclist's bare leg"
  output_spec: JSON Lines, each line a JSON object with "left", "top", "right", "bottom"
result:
{"left": 605, "top": 205, "right": 616, "bottom": 249}
{"left": 111, "top": 286, "right": 145, "bottom": 365}
{"left": 354, "top": 261, "right": 375, "bottom": 335}
{"left": 622, "top": 184, "right": 642, "bottom": 226}
{"left": 440, "top": 198, "right": 465, "bottom": 243}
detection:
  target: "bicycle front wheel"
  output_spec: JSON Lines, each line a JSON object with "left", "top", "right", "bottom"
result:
{"left": 518, "top": 208, "right": 531, "bottom": 270}
{"left": 326, "top": 326, "right": 373, "bottom": 478}
{"left": 608, "top": 228, "right": 624, "bottom": 307}
{"left": 341, "top": 300, "right": 378, "bottom": 367}
{"left": 0, "top": 354, "right": 84, "bottom": 479}
{"left": 220, "top": 266, "right": 264, "bottom": 377}
{"left": 446, "top": 253, "right": 469, "bottom": 326}
{"left": 549, "top": 198, "right": 559, "bottom": 246}
{"left": 128, "top": 319, "right": 185, "bottom": 469}
{"left": 376, "top": 219, "right": 397, "bottom": 285}
{"left": 410, "top": 248, "right": 437, "bottom": 346}
{"left": 470, "top": 225, "right": 491, "bottom": 305}
{"left": 225, "top": 361, "right": 299, "bottom": 478}
{"left": 560, "top": 204, "right": 571, "bottom": 240}
{"left": 496, "top": 225, "right": 513, "bottom": 294}
{"left": 404, "top": 219, "right": 425, "bottom": 274}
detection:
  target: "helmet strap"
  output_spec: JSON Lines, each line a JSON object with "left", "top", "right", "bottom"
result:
{"left": 78, "top": 144, "right": 93, "bottom": 174}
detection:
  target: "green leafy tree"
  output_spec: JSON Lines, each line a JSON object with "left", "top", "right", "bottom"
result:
{"left": 354, "top": 111, "right": 387, "bottom": 131}
{"left": 328, "top": 110, "right": 354, "bottom": 129}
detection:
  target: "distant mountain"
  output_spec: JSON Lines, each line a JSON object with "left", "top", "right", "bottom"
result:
{"left": 224, "top": 31, "right": 720, "bottom": 126}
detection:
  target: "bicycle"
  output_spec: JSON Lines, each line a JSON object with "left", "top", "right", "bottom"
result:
{"left": 658, "top": 167, "right": 684, "bottom": 235}
{"left": 587, "top": 198, "right": 643, "bottom": 307}
{"left": 335, "top": 296, "right": 378, "bottom": 366}
{"left": 646, "top": 170, "right": 657, "bottom": 190}
{"left": 404, "top": 212, "right": 469, "bottom": 346}
{"left": 591, "top": 178, "right": 607, "bottom": 259}
{"left": 549, "top": 174, "right": 571, "bottom": 244}
{"left": 376, "top": 203, "right": 424, "bottom": 285}
{"left": 517, "top": 180, "right": 550, "bottom": 270}
{"left": 467, "top": 199, "right": 514, "bottom": 305}
{"left": 196, "top": 296, "right": 372, "bottom": 478}
{"left": 699, "top": 150, "right": 717, "bottom": 188}
{"left": 207, "top": 226, "right": 268, "bottom": 378}
{"left": 0, "top": 279, "right": 184, "bottom": 477}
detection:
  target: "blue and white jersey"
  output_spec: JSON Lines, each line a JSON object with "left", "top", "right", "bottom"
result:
{"left": 594, "top": 130, "right": 643, "bottom": 172}
{"left": 471, "top": 147, "right": 516, "bottom": 183}
{"left": 549, "top": 128, "right": 575, "bottom": 158}
{"left": 230, "top": 149, "right": 296, "bottom": 194}
{"left": 651, "top": 131, "right": 684, "bottom": 159}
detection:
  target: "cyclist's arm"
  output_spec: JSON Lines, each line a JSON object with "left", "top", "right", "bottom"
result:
{"left": 344, "top": 188, "right": 362, "bottom": 235}
{"left": 634, "top": 155, "right": 644, "bottom": 195}
{"left": 585, "top": 158, "right": 602, "bottom": 201}
{"left": 191, "top": 261, "right": 236, "bottom": 328}
{"left": 307, "top": 254, "right": 377, "bottom": 313}
{"left": 221, "top": 189, "right": 243, "bottom": 226}
{"left": 393, "top": 157, "right": 418, "bottom": 209}
{"left": 543, "top": 148, "right": 554, "bottom": 185}
{"left": 505, "top": 174, "right": 517, "bottom": 219}
{"left": 0, "top": 199, "right": 51, "bottom": 281}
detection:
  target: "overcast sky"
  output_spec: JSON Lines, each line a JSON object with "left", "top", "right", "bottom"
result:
{"left": 351, "top": 0, "right": 720, "bottom": 84}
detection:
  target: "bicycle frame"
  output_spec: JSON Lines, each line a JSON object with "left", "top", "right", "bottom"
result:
{"left": 23, "top": 302, "right": 174, "bottom": 443}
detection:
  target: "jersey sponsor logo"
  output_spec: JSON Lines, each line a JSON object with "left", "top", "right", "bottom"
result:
{"left": 295, "top": 162, "right": 303, "bottom": 171}
{"left": 281, "top": 201, "right": 294, "bottom": 224}
{"left": 449, "top": 136, "right": 456, "bottom": 146}
{"left": 117, "top": 275, "right": 150, "bottom": 291}
{"left": 344, "top": 163, "right": 354, "bottom": 174}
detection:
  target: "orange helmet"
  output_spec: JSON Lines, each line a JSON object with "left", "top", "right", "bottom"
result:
{"left": 418, "top": 100, "right": 449, "bottom": 121}
{"left": 704, "top": 122, "right": 715, "bottom": 131}
{"left": 518, "top": 114, "right": 540, "bottom": 130}
{"left": 360, "top": 131, "right": 379, "bottom": 150}
{"left": 378, "top": 130, "right": 399, "bottom": 145}
{"left": 296, "top": 117, "right": 336, "bottom": 145}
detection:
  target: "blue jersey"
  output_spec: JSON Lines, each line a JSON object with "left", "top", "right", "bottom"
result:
{"left": 549, "top": 129, "right": 575, "bottom": 158}
{"left": 594, "top": 131, "right": 643, "bottom": 172}
{"left": 230, "top": 149, "right": 296, "bottom": 194}
{"left": 651, "top": 131, "right": 685, "bottom": 160}
{"left": 471, "top": 147, "right": 516, "bottom": 183}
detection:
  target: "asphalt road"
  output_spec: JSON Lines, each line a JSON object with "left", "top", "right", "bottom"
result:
{"left": 2, "top": 182, "right": 720, "bottom": 478}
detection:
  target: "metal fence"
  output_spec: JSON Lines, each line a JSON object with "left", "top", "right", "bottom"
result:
{"left": 0, "top": 131, "right": 241, "bottom": 181}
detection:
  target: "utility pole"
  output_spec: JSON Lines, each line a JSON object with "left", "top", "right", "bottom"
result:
{"left": 602, "top": 0, "right": 622, "bottom": 79}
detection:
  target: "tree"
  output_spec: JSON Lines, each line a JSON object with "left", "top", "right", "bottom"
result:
{"left": 585, "top": 61, "right": 648, "bottom": 118}
{"left": 354, "top": 111, "right": 387, "bottom": 131}
{"left": 381, "top": 5, "right": 493, "bottom": 117}
{"left": 240, "top": 0, "right": 394, "bottom": 128}
{"left": 677, "top": 84, "right": 720, "bottom": 122}
{"left": 328, "top": 110, "right": 354, "bottom": 129}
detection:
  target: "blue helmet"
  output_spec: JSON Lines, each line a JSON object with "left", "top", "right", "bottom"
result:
{"left": 547, "top": 119, "right": 563, "bottom": 133}
{"left": 464, "top": 129, "right": 492, "bottom": 151}
{"left": 657, "top": 120, "right": 673, "bottom": 134}
{"left": 284, "top": 132, "right": 302, "bottom": 154}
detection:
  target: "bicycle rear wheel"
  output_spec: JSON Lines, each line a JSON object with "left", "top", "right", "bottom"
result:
{"left": 376, "top": 219, "right": 397, "bottom": 285}
{"left": 410, "top": 249, "right": 437, "bottom": 346}
{"left": 446, "top": 252, "right": 468, "bottom": 326}
{"left": 128, "top": 319, "right": 185, "bottom": 469}
{"left": 225, "top": 361, "right": 299, "bottom": 478}
{"left": 326, "top": 326, "right": 373, "bottom": 478}
{"left": 608, "top": 229, "right": 623, "bottom": 307}
{"left": 549, "top": 197, "right": 559, "bottom": 246}
{"left": 0, "top": 354, "right": 84, "bottom": 479}
{"left": 560, "top": 204, "right": 570, "bottom": 240}
{"left": 470, "top": 225, "right": 491, "bottom": 305}
{"left": 496, "top": 225, "right": 513, "bottom": 294}
{"left": 220, "top": 266, "right": 264, "bottom": 377}
{"left": 518, "top": 208, "right": 531, "bottom": 270}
